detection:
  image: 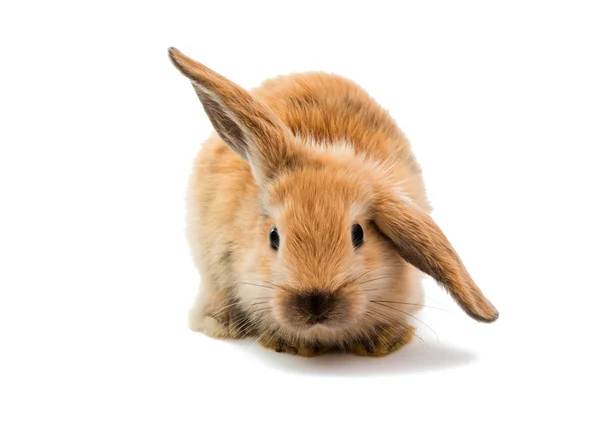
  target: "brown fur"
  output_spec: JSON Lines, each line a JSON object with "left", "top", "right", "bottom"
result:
{"left": 169, "top": 47, "right": 498, "bottom": 357}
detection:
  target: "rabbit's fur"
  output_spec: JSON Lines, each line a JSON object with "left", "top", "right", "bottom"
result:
{"left": 169, "top": 48, "right": 498, "bottom": 357}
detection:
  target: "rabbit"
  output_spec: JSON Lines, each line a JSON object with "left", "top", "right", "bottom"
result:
{"left": 168, "top": 47, "right": 498, "bottom": 357}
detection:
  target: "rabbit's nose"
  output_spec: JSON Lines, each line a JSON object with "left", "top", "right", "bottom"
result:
{"left": 293, "top": 291, "right": 336, "bottom": 325}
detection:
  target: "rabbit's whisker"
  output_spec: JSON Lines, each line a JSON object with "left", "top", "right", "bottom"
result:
{"left": 371, "top": 299, "right": 451, "bottom": 313}
{"left": 240, "top": 282, "right": 274, "bottom": 290}
{"left": 370, "top": 300, "right": 439, "bottom": 343}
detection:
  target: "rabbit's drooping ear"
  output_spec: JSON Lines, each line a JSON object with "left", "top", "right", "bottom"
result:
{"left": 374, "top": 191, "right": 499, "bottom": 323}
{"left": 168, "top": 47, "right": 297, "bottom": 182}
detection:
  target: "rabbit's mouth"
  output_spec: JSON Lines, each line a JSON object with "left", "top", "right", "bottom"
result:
{"left": 274, "top": 286, "right": 365, "bottom": 332}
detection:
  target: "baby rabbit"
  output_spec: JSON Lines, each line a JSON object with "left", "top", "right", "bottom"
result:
{"left": 168, "top": 47, "right": 498, "bottom": 357}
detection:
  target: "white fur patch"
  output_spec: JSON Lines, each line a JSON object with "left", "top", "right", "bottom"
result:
{"left": 349, "top": 201, "right": 367, "bottom": 222}
{"left": 294, "top": 136, "right": 356, "bottom": 157}
{"left": 394, "top": 184, "right": 419, "bottom": 208}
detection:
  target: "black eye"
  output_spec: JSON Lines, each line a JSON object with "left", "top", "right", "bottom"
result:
{"left": 269, "top": 226, "right": 280, "bottom": 250}
{"left": 351, "top": 224, "right": 364, "bottom": 248}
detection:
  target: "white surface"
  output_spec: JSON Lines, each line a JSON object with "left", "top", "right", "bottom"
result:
{"left": 1, "top": 1, "right": 598, "bottom": 423}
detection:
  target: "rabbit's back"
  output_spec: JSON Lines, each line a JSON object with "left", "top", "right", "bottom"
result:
{"left": 252, "top": 73, "right": 418, "bottom": 171}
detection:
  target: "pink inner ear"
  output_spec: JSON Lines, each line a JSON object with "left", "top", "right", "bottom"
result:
{"left": 191, "top": 83, "right": 251, "bottom": 161}
{"left": 169, "top": 47, "right": 299, "bottom": 183}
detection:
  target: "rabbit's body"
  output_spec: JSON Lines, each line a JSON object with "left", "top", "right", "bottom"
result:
{"left": 170, "top": 48, "right": 498, "bottom": 357}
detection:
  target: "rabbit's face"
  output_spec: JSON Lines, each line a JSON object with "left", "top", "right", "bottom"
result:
{"left": 244, "top": 160, "right": 416, "bottom": 338}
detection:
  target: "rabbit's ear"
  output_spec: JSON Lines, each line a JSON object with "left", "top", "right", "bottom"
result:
{"left": 374, "top": 190, "right": 498, "bottom": 323}
{"left": 168, "top": 47, "right": 297, "bottom": 182}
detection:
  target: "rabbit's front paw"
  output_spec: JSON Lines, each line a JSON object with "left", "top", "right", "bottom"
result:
{"left": 188, "top": 292, "right": 256, "bottom": 339}
{"left": 258, "top": 334, "right": 336, "bottom": 357}
{"left": 345, "top": 324, "right": 415, "bottom": 357}
{"left": 189, "top": 313, "right": 231, "bottom": 338}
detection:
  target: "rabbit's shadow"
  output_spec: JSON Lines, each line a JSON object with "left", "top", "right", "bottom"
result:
{"left": 234, "top": 339, "right": 478, "bottom": 376}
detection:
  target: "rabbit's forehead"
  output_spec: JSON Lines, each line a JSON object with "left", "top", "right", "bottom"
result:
{"left": 265, "top": 168, "right": 372, "bottom": 222}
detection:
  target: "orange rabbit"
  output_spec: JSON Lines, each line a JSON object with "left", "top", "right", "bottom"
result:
{"left": 169, "top": 48, "right": 498, "bottom": 357}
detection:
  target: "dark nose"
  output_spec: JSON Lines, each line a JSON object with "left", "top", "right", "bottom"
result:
{"left": 294, "top": 291, "right": 335, "bottom": 324}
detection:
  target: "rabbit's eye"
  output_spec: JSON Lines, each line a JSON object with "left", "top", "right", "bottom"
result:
{"left": 351, "top": 224, "right": 364, "bottom": 248}
{"left": 269, "top": 226, "right": 280, "bottom": 250}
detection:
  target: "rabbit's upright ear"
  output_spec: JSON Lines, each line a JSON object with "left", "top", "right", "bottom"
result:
{"left": 168, "top": 47, "right": 297, "bottom": 182}
{"left": 374, "top": 190, "right": 499, "bottom": 323}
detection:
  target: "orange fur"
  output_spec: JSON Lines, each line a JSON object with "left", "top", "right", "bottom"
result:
{"left": 169, "top": 47, "right": 498, "bottom": 356}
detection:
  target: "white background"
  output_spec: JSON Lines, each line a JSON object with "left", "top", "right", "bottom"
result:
{"left": 1, "top": 1, "right": 599, "bottom": 423}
